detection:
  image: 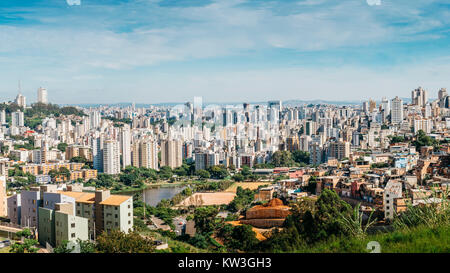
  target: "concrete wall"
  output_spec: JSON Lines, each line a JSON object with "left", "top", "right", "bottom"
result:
{"left": 55, "top": 211, "right": 89, "bottom": 247}
{"left": 38, "top": 207, "right": 55, "bottom": 246}
{"left": 0, "top": 176, "right": 6, "bottom": 217}
{"left": 7, "top": 194, "right": 21, "bottom": 225}
{"left": 43, "top": 192, "right": 75, "bottom": 214}
{"left": 103, "top": 197, "right": 133, "bottom": 233}
{"left": 76, "top": 202, "right": 95, "bottom": 240}
{"left": 20, "top": 190, "right": 42, "bottom": 228}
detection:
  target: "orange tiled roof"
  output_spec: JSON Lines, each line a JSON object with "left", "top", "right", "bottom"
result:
{"left": 58, "top": 191, "right": 95, "bottom": 204}
{"left": 99, "top": 195, "right": 131, "bottom": 206}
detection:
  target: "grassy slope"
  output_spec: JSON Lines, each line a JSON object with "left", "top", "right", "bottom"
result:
{"left": 294, "top": 225, "right": 450, "bottom": 253}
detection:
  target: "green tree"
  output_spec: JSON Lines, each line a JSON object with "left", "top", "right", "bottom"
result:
{"left": 412, "top": 130, "right": 437, "bottom": 149}
{"left": 53, "top": 240, "right": 75, "bottom": 253}
{"left": 194, "top": 206, "right": 219, "bottom": 234}
{"left": 57, "top": 143, "right": 68, "bottom": 152}
{"left": 195, "top": 169, "right": 211, "bottom": 179}
{"left": 207, "top": 165, "right": 229, "bottom": 179}
{"left": 229, "top": 224, "right": 259, "bottom": 252}
{"left": 9, "top": 239, "right": 39, "bottom": 253}
{"left": 70, "top": 156, "right": 87, "bottom": 163}
{"left": 96, "top": 230, "right": 155, "bottom": 253}
{"left": 271, "top": 151, "right": 294, "bottom": 167}
{"left": 292, "top": 151, "right": 310, "bottom": 165}
{"left": 232, "top": 173, "right": 245, "bottom": 182}
{"left": 78, "top": 239, "right": 96, "bottom": 253}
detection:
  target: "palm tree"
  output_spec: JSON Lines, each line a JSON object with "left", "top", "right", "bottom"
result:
{"left": 338, "top": 203, "right": 377, "bottom": 239}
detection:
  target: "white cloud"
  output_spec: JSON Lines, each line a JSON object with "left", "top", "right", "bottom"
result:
{"left": 0, "top": 0, "right": 448, "bottom": 103}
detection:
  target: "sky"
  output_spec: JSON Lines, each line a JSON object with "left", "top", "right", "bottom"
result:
{"left": 0, "top": 0, "right": 449, "bottom": 104}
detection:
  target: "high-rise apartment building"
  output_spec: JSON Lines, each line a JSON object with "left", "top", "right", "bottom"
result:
{"left": 15, "top": 93, "right": 26, "bottom": 108}
{"left": 120, "top": 126, "right": 131, "bottom": 169}
{"left": 103, "top": 139, "right": 120, "bottom": 175}
{"left": 161, "top": 139, "right": 183, "bottom": 169}
{"left": 381, "top": 97, "right": 390, "bottom": 116}
{"left": 286, "top": 135, "right": 300, "bottom": 152}
{"left": 139, "top": 139, "right": 159, "bottom": 170}
{"left": 195, "top": 151, "right": 219, "bottom": 170}
{"left": 391, "top": 96, "right": 403, "bottom": 124}
{"left": 37, "top": 87, "right": 48, "bottom": 104}
{"left": 89, "top": 111, "right": 101, "bottom": 129}
{"left": 11, "top": 111, "right": 24, "bottom": 127}
{"left": 328, "top": 140, "right": 350, "bottom": 161}
{"left": 411, "top": 87, "right": 428, "bottom": 107}
{"left": 0, "top": 109, "right": 6, "bottom": 125}
{"left": 92, "top": 136, "right": 104, "bottom": 173}
{"left": 0, "top": 176, "right": 6, "bottom": 217}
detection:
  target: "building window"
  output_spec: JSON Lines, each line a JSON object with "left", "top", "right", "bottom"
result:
{"left": 115, "top": 214, "right": 118, "bottom": 218}
{"left": 115, "top": 207, "right": 118, "bottom": 210}
{"left": 71, "top": 223, "right": 75, "bottom": 228}
{"left": 71, "top": 233, "right": 76, "bottom": 238}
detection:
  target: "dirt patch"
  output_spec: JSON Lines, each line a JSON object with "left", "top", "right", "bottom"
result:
{"left": 177, "top": 192, "right": 236, "bottom": 207}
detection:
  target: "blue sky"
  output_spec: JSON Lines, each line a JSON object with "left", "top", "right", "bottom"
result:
{"left": 0, "top": 0, "right": 449, "bottom": 104}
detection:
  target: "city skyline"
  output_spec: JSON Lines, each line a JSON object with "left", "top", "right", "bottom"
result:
{"left": 0, "top": 0, "right": 449, "bottom": 104}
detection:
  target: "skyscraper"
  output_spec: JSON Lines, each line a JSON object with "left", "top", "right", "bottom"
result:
{"left": 193, "top": 96, "right": 203, "bottom": 124}
{"left": 161, "top": 139, "right": 183, "bottom": 169}
{"left": 391, "top": 96, "right": 403, "bottom": 124}
{"left": 411, "top": 87, "right": 428, "bottom": 107}
{"left": 15, "top": 93, "right": 26, "bottom": 108}
{"left": 11, "top": 111, "right": 24, "bottom": 127}
{"left": 103, "top": 139, "right": 120, "bottom": 175}
{"left": 381, "top": 97, "right": 390, "bottom": 116}
{"left": 0, "top": 176, "right": 6, "bottom": 217}
{"left": 89, "top": 111, "right": 101, "bottom": 129}
{"left": 0, "top": 109, "right": 6, "bottom": 125}
{"left": 120, "top": 126, "right": 131, "bottom": 169}
{"left": 92, "top": 135, "right": 104, "bottom": 172}
{"left": 139, "top": 139, "right": 159, "bottom": 170}
{"left": 37, "top": 87, "right": 48, "bottom": 104}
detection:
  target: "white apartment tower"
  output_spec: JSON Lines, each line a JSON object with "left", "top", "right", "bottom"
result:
{"left": 37, "top": 87, "right": 48, "bottom": 104}
{"left": 391, "top": 96, "right": 403, "bottom": 124}
{"left": 89, "top": 111, "right": 101, "bottom": 129}
{"left": 15, "top": 93, "right": 26, "bottom": 108}
{"left": 11, "top": 111, "right": 24, "bottom": 127}
{"left": 120, "top": 126, "right": 132, "bottom": 169}
{"left": 103, "top": 139, "right": 120, "bottom": 175}
{"left": 0, "top": 109, "right": 6, "bottom": 125}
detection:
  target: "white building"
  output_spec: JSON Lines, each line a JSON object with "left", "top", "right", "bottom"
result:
{"left": 391, "top": 96, "right": 403, "bottom": 124}
{"left": 383, "top": 180, "right": 403, "bottom": 220}
{"left": 120, "top": 126, "right": 131, "bottom": 169}
{"left": 103, "top": 139, "right": 120, "bottom": 175}
{"left": 37, "top": 87, "right": 48, "bottom": 104}
{"left": 11, "top": 111, "right": 24, "bottom": 127}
